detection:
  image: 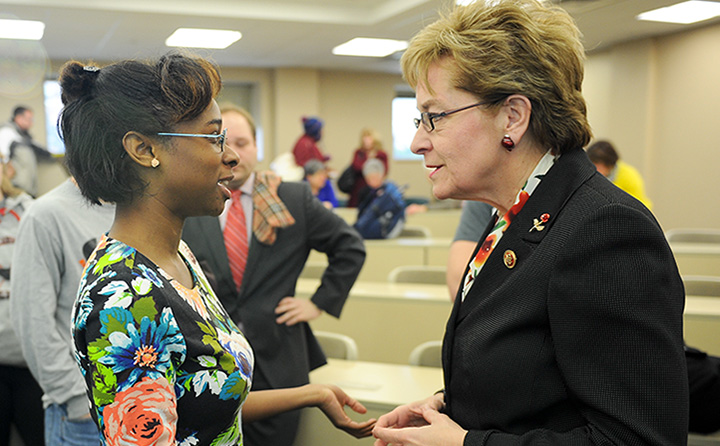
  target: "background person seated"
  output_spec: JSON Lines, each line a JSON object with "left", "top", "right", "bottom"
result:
{"left": 586, "top": 139, "right": 653, "bottom": 209}
{"left": 353, "top": 159, "right": 405, "bottom": 239}
{"left": 304, "top": 159, "right": 337, "bottom": 209}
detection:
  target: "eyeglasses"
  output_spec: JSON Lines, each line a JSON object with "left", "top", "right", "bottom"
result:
{"left": 156, "top": 128, "right": 227, "bottom": 153}
{"left": 414, "top": 101, "right": 487, "bottom": 132}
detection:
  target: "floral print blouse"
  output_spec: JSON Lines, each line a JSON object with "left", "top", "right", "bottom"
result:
{"left": 72, "top": 235, "right": 254, "bottom": 446}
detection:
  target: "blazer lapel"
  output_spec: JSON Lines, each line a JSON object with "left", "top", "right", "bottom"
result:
{"left": 456, "top": 148, "right": 597, "bottom": 323}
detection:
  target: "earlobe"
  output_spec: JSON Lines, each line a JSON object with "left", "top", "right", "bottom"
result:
{"left": 122, "top": 131, "right": 157, "bottom": 169}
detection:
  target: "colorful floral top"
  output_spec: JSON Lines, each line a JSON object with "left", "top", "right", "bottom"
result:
{"left": 72, "top": 235, "right": 254, "bottom": 446}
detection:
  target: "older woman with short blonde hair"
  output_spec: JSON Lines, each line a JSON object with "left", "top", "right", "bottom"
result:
{"left": 373, "top": 1, "right": 687, "bottom": 445}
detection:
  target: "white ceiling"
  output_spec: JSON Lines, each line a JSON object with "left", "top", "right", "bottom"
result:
{"left": 1, "top": 0, "right": 719, "bottom": 74}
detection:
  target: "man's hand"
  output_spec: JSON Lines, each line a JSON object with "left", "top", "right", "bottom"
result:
{"left": 275, "top": 297, "right": 322, "bottom": 326}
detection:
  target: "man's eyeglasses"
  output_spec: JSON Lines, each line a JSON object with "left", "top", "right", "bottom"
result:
{"left": 156, "top": 128, "right": 227, "bottom": 153}
{"left": 414, "top": 102, "right": 487, "bottom": 132}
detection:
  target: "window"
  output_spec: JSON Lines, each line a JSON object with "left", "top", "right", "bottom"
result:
{"left": 43, "top": 80, "right": 65, "bottom": 155}
{"left": 391, "top": 96, "right": 419, "bottom": 161}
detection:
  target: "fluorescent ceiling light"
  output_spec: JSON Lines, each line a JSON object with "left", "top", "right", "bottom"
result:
{"left": 0, "top": 19, "right": 45, "bottom": 40}
{"left": 332, "top": 37, "right": 408, "bottom": 58}
{"left": 637, "top": 1, "right": 720, "bottom": 24}
{"left": 165, "top": 28, "right": 242, "bottom": 49}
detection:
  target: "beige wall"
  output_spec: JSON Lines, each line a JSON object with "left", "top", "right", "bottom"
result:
{"left": 583, "top": 23, "right": 720, "bottom": 231}
{"left": 316, "top": 70, "right": 430, "bottom": 199}
{"left": 4, "top": 20, "right": 720, "bottom": 217}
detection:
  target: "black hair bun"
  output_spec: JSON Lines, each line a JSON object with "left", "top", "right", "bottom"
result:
{"left": 58, "top": 60, "right": 100, "bottom": 105}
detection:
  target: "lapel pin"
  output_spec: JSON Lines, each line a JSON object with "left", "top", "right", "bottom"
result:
{"left": 530, "top": 213, "right": 550, "bottom": 232}
{"left": 503, "top": 250, "right": 517, "bottom": 269}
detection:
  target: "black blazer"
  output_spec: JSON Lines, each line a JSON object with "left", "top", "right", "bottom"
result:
{"left": 446, "top": 148, "right": 688, "bottom": 445}
{"left": 182, "top": 181, "right": 365, "bottom": 389}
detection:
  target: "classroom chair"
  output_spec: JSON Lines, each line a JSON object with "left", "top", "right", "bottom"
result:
{"left": 683, "top": 276, "right": 720, "bottom": 297}
{"left": 398, "top": 225, "right": 432, "bottom": 238}
{"left": 388, "top": 265, "right": 446, "bottom": 285}
{"left": 689, "top": 432, "right": 720, "bottom": 446}
{"left": 666, "top": 229, "right": 720, "bottom": 244}
{"left": 408, "top": 340, "right": 442, "bottom": 367}
{"left": 314, "top": 331, "right": 359, "bottom": 360}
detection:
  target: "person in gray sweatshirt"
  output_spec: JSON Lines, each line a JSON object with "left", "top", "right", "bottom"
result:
{"left": 0, "top": 161, "right": 41, "bottom": 446}
{"left": 10, "top": 178, "right": 114, "bottom": 445}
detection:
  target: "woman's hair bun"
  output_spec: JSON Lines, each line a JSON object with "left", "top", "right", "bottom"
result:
{"left": 58, "top": 60, "right": 101, "bottom": 105}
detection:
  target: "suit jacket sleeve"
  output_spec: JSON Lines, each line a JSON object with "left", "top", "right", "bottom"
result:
{"left": 463, "top": 202, "right": 687, "bottom": 445}
{"left": 300, "top": 185, "right": 365, "bottom": 317}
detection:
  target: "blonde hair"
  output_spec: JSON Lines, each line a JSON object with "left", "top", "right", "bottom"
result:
{"left": 401, "top": 0, "right": 592, "bottom": 153}
{"left": 360, "top": 127, "right": 383, "bottom": 151}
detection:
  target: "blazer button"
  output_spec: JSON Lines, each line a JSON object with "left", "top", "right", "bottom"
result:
{"left": 503, "top": 250, "right": 517, "bottom": 269}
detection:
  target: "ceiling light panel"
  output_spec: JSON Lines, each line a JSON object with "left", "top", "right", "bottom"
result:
{"left": 0, "top": 19, "right": 45, "bottom": 40}
{"left": 165, "top": 28, "right": 242, "bottom": 49}
{"left": 637, "top": 1, "right": 720, "bottom": 24}
{"left": 332, "top": 37, "right": 408, "bottom": 57}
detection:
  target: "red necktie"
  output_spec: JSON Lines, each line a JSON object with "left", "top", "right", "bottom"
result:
{"left": 224, "top": 190, "right": 248, "bottom": 291}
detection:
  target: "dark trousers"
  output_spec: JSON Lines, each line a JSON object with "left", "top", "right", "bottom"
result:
{"left": 0, "top": 365, "right": 44, "bottom": 446}
{"left": 687, "top": 346, "right": 720, "bottom": 434}
{"left": 242, "top": 363, "right": 302, "bottom": 446}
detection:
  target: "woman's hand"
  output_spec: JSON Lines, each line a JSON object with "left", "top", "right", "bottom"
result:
{"left": 314, "top": 383, "right": 376, "bottom": 438}
{"left": 372, "top": 393, "right": 466, "bottom": 446}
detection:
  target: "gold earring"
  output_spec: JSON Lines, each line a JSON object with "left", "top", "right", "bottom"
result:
{"left": 151, "top": 158, "right": 160, "bottom": 168}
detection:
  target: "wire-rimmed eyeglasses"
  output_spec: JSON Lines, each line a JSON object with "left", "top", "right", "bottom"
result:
{"left": 414, "top": 102, "right": 487, "bottom": 132}
{"left": 156, "top": 128, "right": 227, "bottom": 153}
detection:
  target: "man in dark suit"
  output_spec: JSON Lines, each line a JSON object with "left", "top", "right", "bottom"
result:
{"left": 182, "top": 105, "right": 365, "bottom": 446}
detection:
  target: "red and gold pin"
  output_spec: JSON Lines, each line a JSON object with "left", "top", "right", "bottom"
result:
{"left": 530, "top": 213, "right": 550, "bottom": 232}
{"left": 503, "top": 250, "right": 517, "bottom": 269}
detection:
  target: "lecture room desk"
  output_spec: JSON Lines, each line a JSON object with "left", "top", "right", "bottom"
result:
{"left": 684, "top": 295, "right": 720, "bottom": 356}
{"left": 307, "top": 237, "right": 454, "bottom": 281}
{"left": 333, "top": 207, "right": 463, "bottom": 239}
{"left": 298, "top": 278, "right": 453, "bottom": 364}
{"left": 295, "top": 358, "right": 443, "bottom": 446}
{"left": 669, "top": 242, "right": 720, "bottom": 277}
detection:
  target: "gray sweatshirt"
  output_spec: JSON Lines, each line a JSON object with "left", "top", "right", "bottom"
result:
{"left": 10, "top": 179, "right": 114, "bottom": 419}
{"left": 0, "top": 192, "right": 33, "bottom": 366}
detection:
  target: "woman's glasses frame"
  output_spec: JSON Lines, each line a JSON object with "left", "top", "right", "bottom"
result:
{"left": 414, "top": 102, "right": 488, "bottom": 132}
{"left": 156, "top": 128, "right": 227, "bottom": 153}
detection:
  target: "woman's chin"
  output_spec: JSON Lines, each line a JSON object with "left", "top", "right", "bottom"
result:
{"left": 431, "top": 185, "right": 453, "bottom": 201}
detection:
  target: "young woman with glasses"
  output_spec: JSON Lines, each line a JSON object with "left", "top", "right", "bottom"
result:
{"left": 60, "top": 53, "right": 374, "bottom": 445}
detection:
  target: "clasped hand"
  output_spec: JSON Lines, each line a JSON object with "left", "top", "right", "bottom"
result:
{"left": 372, "top": 393, "right": 467, "bottom": 446}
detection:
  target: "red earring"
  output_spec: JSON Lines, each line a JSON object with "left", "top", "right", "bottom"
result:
{"left": 501, "top": 134, "right": 515, "bottom": 151}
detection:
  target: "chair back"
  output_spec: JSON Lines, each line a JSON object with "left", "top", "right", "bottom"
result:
{"left": 667, "top": 229, "right": 720, "bottom": 244}
{"left": 398, "top": 225, "right": 432, "bottom": 238}
{"left": 314, "top": 331, "right": 359, "bottom": 360}
{"left": 409, "top": 340, "right": 442, "bottom": 367}
{"left": 683, "top": 275, "right": 720, "bottom": 297}
{"left": 388, "top": 265, "right": 446, "bottom": 285}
